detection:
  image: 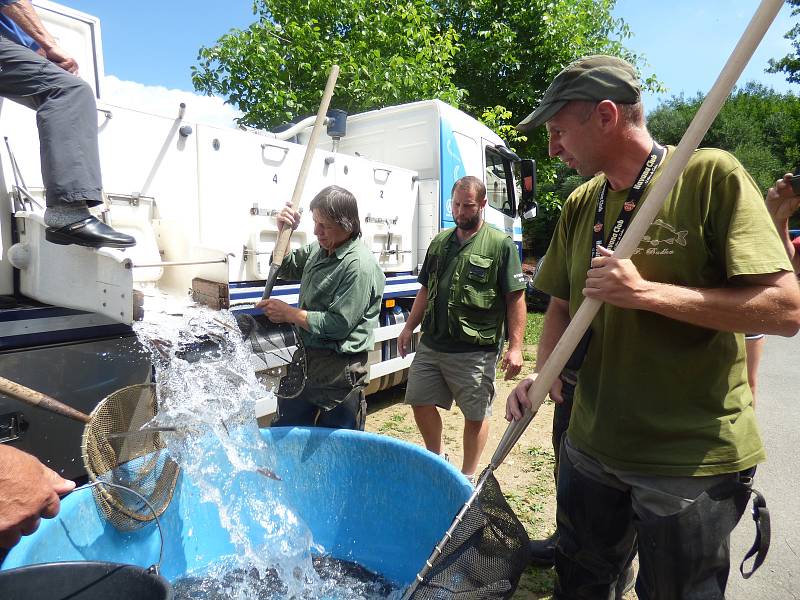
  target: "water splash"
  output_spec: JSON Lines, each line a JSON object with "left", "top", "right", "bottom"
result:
{"left": 135, "top": 308, "right": 317, "bottom": 598}
{"left": 134, "top": 308, "right": 400, "bottom": 599}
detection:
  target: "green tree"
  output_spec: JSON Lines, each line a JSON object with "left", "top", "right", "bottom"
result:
{"left": 193, "top": 0, "right": 659, "bottom": 255}
{"left": 767, "top": 0, "right": 800, "bottom": 83}
{"left": 436, "top": 0, "right": 655, "bottom": 146}
{"left": 647, "top": 82, "right": 800, "bottom": 192}
{"left": 192, "top": 0, "right": 463, "bottom": 128}
{"left": 431, "top": 0, "right": 660, "bottom": 255}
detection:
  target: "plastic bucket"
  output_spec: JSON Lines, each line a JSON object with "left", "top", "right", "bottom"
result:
{"left": 2, "top": 428, "right": 472, "bottom": 587}
{"left": 0, "top": 561, "right": 172, "bottom": 600}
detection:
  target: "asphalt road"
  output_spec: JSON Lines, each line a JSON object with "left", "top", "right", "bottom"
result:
{"left": 728, "top": 332, "right": 799, "bottom": 600}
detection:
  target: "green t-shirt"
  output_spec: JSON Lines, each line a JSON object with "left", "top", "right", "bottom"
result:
{"left": 535, "top": 147, "right": 793, "bottom": 476}
{"left": 278, "top": 238, "right": 385, "bottom": 354}
{"left": 418, "top": 226, "right": 525, "bottom": 352}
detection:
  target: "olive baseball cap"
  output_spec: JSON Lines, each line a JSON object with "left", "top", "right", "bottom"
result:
{"left": 517, "top": 55, "right": 641, "bottom": 131}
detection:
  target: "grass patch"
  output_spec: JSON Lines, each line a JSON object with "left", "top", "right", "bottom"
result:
{"left": 496, "top": 312, "right": 543, "bottom": 380}
{"left": 517, "top": 567, "right": 557, "bottom": 597}
{"left": 506, "top": 443, "right": 558, "bottom": 597}
{"left": 376, "top": 412, "right": 416, "bottom": 436}
{"left": 524, "top": 311, "right": 545, "bottom": 346}
{"left": 506, "top": 445, "right": 555, "bottom": 537}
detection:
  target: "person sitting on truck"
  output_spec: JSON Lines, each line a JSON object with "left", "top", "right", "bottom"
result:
{"left": 397, "top": 175, "right": 527, "bottom": 482}
{"left": 256, "top": 185, "right": 385, "bottom": 430}
{"left": 0, "top": 444, "right": 74, "bottom": 550}
{"left": 0, "top": 0, "right": 135, "bottom": 248}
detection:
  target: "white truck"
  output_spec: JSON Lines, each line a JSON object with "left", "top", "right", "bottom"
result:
{"left": 0, "top": 1, "right": 536, "bottom": 477}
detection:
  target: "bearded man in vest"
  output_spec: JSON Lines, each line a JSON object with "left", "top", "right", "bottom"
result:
{"left": 398, "top": 175, "right": 527, "bottom": 481}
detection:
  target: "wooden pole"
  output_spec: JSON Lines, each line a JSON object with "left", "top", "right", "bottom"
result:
{"left": 0, "top": 375, "right": 91, "bottom": 424}
{"left": 262, "top": 65, "right": 340, "bottom": 299}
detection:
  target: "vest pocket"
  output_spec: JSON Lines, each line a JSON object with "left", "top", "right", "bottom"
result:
{"left": 462, "top": 284, "right": 497, "bottom": 309}
{"left": 456, "top": 314, "right": 498, "bottom": 345}
{"left": 467, "top": 254, "right": 493, "bottom": 283}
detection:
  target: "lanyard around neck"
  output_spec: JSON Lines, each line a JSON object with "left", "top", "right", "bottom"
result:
{"left": 591, "top": 143, "right": 666, "bottom": 260}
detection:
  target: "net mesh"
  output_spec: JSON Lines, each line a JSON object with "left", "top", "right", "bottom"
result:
{"left": 235, "top": 313, "right": 306, "bottom": 399}
{"left": 409, "top": 469, "right": 531, "bottom": 600}
{"left": 81, "top": 384, "right": 180, "bottom": 531}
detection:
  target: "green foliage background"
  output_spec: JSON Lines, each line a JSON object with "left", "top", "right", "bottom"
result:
{"left": 767, "top": 0, "right": 800, "bottom": 83}
{"left": 193, "top": 0, "right": 800, "bottom": 254}
{"left": 647, "top": 83, "right": 800, "bottom": 193}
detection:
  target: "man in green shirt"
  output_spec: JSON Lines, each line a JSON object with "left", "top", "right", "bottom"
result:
{"left": 257, "top": 185, "right": 385, "bottom": 430}
{"left": 507, "top": 55, "right": 800, "bottom": 597}
{"left": 398, "top": 176, "right": 527, "bottom": 481}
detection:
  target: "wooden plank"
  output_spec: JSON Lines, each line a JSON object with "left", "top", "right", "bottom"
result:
{"left": 191, "top": 278, "right": 229, "bottom": 310}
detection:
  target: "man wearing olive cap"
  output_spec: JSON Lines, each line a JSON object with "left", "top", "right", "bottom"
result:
{"left": 506, "top": 55, "right": 800, "bottom": 597}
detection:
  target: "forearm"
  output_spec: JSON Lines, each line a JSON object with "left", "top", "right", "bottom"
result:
{"left": 403, "top": 287, "right": 428, "bottom": 331}
{"left": 286, "top": 307, "right": 310, "bottom": 331}
{"left": 535, "top": 298, "right": 570, "bottom": 371}
{"left": 634, "top": 273, "right": 800, "bottom": 336}
{"left": 1, "top": 0, "right": 57, "bottom": 50}
{"left": 504, "top": 290, "right": 526, "bottom": 351}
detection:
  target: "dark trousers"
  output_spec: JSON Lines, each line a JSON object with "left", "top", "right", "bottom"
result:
{"left": 0, "top": 37, "right": 102, "bottom": 207}
{"left": 273, "top": 348, "right": 368, "bottom": 430}
{"left": 554, "top": 440, "right": 753, "bottom": 600}
{"left": 551, "top": 369, "right": 576, "bottom": 482}
{"left": 551, "top": 370, "right": 637, "bottom": 599}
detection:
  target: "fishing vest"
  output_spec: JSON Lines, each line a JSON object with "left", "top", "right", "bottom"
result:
{"left": 422, "top": 223, "right": 509, "bottom": 346}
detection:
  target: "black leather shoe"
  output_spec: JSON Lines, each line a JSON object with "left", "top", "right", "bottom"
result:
{"left": 529, "top": 532, "right": 557, "bottom": 567}
{"left": 45, "top": 216, "right": 136, "bottom": 249}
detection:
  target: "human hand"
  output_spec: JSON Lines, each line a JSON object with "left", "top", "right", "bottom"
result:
{"left": 397, "top": 326, "right": 413, "bottom": 358}
{"left": 504, "top": 372, "right": 564, "bottom": 423}
{"left": 255, "top": 298, "right": 296, "bottom": 324}
{"left": 583, "top": 245, "right": 649, "bottom": 309}
{"left": 277, "top": 201, "right": 301, "bottom": 231}
{"left": 501, "top": 348, "right": 523, "bottom": 380}
{"left": 0, "top": 445, "right": 75, "bottom": 549}
{"left": 765, "top": 173, "right": 800, "bottom": 224}
{"left": 44, "top": 45, "right": 78, "bottom": 74}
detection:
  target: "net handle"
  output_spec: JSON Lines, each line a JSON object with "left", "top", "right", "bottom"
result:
{"left": 490, "top": 0, "right": 786, "bottom": 468}
{"left": 73, "top": 481, "right": 166, "bottom": 574}
{"left": 262, "top": 64, "right": 340, "bottom": 300}
{"left": 0, "top": 375, "right": 91, "bottom": 423}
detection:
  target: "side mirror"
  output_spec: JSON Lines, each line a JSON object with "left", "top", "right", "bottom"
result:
{"left": 519, "top": 159, "right": 537, "bottom": 219}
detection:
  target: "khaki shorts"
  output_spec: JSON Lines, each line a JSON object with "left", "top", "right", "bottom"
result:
{"left": 404, "top": 341, "right": 499, "bottom": 421}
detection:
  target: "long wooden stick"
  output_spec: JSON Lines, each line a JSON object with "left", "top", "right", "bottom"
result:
{"left": 0, "top": 375, "right": 91, "bottom": 424}
{"left": 262, "top": 65, "right": 340, "bottom": 299}
{"left": 491, "top": 0, "right": 786, "bottom": 466}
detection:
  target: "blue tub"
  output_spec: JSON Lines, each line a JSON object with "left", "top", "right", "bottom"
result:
{"left": 2, "top": 427, "right": 471, "bottom": 587}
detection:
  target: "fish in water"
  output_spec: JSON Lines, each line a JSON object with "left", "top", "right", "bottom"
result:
{"left": 257, "top": 467, "right": 282, "bottom": 481}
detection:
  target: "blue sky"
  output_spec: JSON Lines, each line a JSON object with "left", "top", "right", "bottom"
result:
{"left": 613, "top": 0, "right": 797, "bottom": 110}
{"left": 63, "top": 0, "right": 798, "bottom": 111}
{"left": 64, "top": 1, "right": 256, "bottom": 89}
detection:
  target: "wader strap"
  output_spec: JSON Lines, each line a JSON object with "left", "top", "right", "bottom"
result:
{"left": 708, "top": 472, "right": 770, "bottom": 579}
{"left": 740, "top": 487, "right": 770, "bottom": 579}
